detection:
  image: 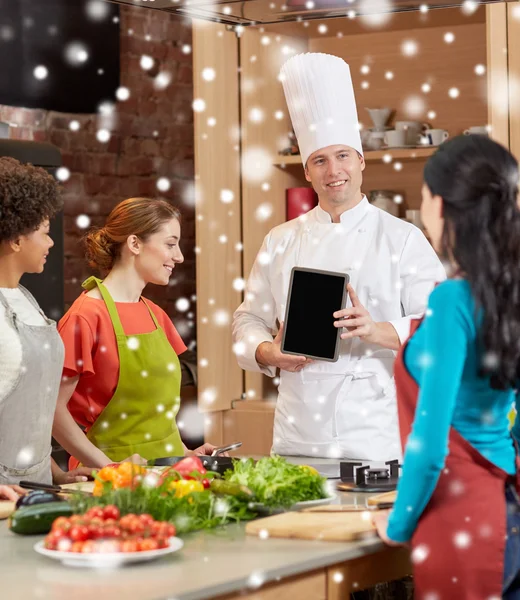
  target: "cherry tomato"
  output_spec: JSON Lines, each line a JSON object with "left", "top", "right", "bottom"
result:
{"left": 150, "top": 521, "right": 163, "bottom": 535}
{"left": 81, "top": 540, "right": 96, "bottom": 553}
{"left": 156, "top": 537, "right": 169, "bottom": 549}
{"left": 44, "top": 538, "right": 57, "bottom": 551}
{"left": 52, "top": 517, "right": 71, "bottom": 532}
{"left": 119, "top": 514, "right": 135, "bottom": 530}
{"left": 138, "top": 513, "right": 154, "bottom": 525}
{"left": 201, "top": 479, "right": 211, "bottom": 489}
{"left": 102, "top": 505, "right": 120, "bottom": 521}
{"left": 128, "top": 520, "right": 145, "bottom": 535}
{"left": 69, "top": 525, "right": 90, "bottom": 542}
{"left": 87, "top": 524, "right": 103, "bottom": 539}
{"left": 49, "top": 527, "right": 68, "bottom": 540}
{"left": 85, "top": 506, "right": 104, "bottom": 520}
{"left": 138, "top": 538, "right": 158, "bottom": 552}
{"left": 120, "top": 539, "right": 138, "bottom": 553}
{"left": 70, "top": 541, "right": 85, "bottom": 553}
{"left": 69, "top": 515, "right": 84, "bottom": 524}
{"left": 103, "top": 518, "right": 116, "bottom": 527}
{"left": 165, "top": 523, "right": 176, "bottom": 537}
{"left": 104, "top": 525, "right": 121, "bottom": 539}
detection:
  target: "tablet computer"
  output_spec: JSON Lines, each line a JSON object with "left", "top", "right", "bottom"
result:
{"left": 281, "top": 267, "right": 349, "bottom": 362}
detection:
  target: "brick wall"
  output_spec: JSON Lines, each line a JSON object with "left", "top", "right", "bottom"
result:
{"left": 0, "top": 6, "right": 197, "bottom": 350}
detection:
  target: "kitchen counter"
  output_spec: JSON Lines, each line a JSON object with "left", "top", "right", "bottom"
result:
{"left": 0, "top": 457, "right": 411, "bottom": 600}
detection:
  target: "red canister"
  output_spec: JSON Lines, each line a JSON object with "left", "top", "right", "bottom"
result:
{"left": 286, "top": 187, "right": 318, "bottom": 221}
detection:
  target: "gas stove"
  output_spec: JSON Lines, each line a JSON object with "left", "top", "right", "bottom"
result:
{"left": 337, "top": 460, "right": 402, "bottom": 493}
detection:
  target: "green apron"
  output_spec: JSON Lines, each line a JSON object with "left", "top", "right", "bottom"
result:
{"left": 83, "top": 277, "right": 184, "bottom": 462}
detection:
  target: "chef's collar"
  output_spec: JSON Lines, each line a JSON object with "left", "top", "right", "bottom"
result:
{"left": 315, "top": 195, "right": 369, "bottom": 224}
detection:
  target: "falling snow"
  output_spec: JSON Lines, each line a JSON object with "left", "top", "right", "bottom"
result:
{"left": 453, "top": 531, "right": 472, "bottom": 549}
{"left": 64, "top": 42, "right": 89, "bottom": 66}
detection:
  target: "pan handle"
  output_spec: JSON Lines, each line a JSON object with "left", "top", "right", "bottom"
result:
{"left": 211, "top": 442, "right": 243, "bottom": 457}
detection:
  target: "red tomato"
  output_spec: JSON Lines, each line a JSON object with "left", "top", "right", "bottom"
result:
{"left": 154, "top": 522, "right": 176, "bottom": 538}
{"left": 150, "top": 521, "right": 163, "bottom": 535}
{"left": 87, "top": 524, "right": 103, "bottom": 539}
{"left": 156, "top": 537, "right": 169, "bottom": 549}
{"left": 138, "top": 513, "right": 154, "bottom": 525}
{"left": 120, "top": 539, "right": 138, "bottom": 553}
{"left": 201, "top": 479, "right": 211, "bottom": 489}
{"left": 44, "top": 538, "right": 57, "bottom": 551}
{"left": 52, "top": 517, "right": 71, "bottom": 532}
{"left": 70, "top": 541, "right": 85, "bottom": 553}
{"left": 138, "top": 538, "right": 159, "bottom": 552}
{"left": 119, "top": 514, "right": 135, "bottom": 530}
{"left": 69, "top": 525, "right": 90, "bottom": 542}
{"left": 69, "top": 515, "right": 84, "bottom": 524}
{"left": 128, "top": 520, "right": 145, "bottom": 535}
{"left": 81, "top": 540, "right": 96, "bottom": 553}
{"left": 85, "top": 507, "right": 104, "bottom": 520}
{"left": 104, "top": 525, "right": 121, "bottom": 539}
{"left": 102, "top": 505, "right": 120, "bottom": 521}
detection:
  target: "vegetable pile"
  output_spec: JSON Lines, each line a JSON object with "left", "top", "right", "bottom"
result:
{"left": 224, "top": 457, "right": 327, "bottom": 508}
{"left": 43, "top": 505, "right": 176, "bottom": 553}
{"left": 9, "top": 456, "right": 329, "bottom": 546}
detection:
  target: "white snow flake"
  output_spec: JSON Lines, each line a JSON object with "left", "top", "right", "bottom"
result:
{"left": 453, "top": 531, "right": 472, "bottom": 549}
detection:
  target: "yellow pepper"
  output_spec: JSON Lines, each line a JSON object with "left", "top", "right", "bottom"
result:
{"left": 300, "top": 465, "right": 320, "bottom": 476}
{"left": 93, "top": 463, "right": 147, "bottom": 496}
{"left": 168, "top": 479, "right": 204, "bottom": 498}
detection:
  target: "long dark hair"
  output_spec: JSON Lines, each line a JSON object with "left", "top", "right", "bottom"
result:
{"left": 424, "top": 134, "right": 520, "bottom": 390}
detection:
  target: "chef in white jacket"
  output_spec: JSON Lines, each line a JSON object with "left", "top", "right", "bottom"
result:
{"left": 232, "top": 52, "right": 446, "bottom": 462}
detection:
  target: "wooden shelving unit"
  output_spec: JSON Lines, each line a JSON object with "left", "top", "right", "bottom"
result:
{"left": 274, "top": 147, "right": 436, "bottom": 167}
{"left": 193, "top": 4, "right": 517, "bottom": 452}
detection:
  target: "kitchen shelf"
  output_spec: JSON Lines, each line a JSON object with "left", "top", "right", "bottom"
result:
{"left": 274, "top": 147, "right": 436, "bottom": 167}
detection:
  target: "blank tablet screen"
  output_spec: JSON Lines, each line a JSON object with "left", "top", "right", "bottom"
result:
{"left": 282, "top": 268, "right": 348, "bottom": 362}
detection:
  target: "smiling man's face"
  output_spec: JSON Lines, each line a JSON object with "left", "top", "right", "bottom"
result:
{"left": 305, "top": 144, "right": 365, "bottom": 207}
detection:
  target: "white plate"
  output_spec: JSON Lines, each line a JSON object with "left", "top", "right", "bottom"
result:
{"left": 34, "top": 536, "right": 184, "bottom": 568}
{"left": 249, "top": 494, "right": 337, "bottom": 515}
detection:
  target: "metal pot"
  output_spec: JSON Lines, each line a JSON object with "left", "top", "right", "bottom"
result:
{"left": 367, "top": 190, "right": 402, "bottom": 217}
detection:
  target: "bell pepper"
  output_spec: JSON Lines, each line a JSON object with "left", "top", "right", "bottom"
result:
{"left": 171, "top": 456, "right": 207, "bottom": 478}
{"left": 300, "top": 465, "right": 320, "bottom": 476}
{"left": 93, "top": 463, "right": 147, "bottom": 496}
{"left": 168, "top": 479, "right": 205, "bottom": 498}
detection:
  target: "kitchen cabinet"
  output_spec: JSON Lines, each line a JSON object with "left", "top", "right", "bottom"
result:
{"left": 192, "top": 4, "right": 519, "bottom": 452}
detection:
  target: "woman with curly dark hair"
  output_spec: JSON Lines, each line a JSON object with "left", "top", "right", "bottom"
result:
{"left": 373, "top": 134, "right": 520, "bottom": 598}
{"left": 0, "top": 157, "right": 91, "bottom": 500}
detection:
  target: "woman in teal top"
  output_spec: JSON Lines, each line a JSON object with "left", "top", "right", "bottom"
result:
{"left": 374, "top": 134, "right": 520, "bottom": 598}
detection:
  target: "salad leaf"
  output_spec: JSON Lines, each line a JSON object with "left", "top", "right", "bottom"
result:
{"left": 224, "top": 456, "right": 328, "bottom": 508}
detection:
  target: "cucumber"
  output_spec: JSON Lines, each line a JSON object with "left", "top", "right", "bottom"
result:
{"left": 9, "top": 501, "right": 74, "bottom": 535}
{"left": 210, "top": 479, "right": 254, "bottom": 500}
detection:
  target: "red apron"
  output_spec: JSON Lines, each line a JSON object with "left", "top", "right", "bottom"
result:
{"left": 394, "top": 318, "right": 520, "bottom": 599}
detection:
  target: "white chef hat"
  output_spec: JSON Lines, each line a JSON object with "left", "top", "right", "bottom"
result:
{"left": 280, "top": 52, "right": 363, "bottom": 166}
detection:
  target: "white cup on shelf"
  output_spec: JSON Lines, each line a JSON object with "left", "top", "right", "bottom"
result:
{"left": 425, "top": 129, "right": 449, "bottom": 146}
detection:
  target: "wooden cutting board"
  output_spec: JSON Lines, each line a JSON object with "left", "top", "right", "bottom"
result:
{"left": 245, "top": 511, "right": 377, "bottom": 542}
{"left": 367, "top": 491, "right": 396, "bottom": 507}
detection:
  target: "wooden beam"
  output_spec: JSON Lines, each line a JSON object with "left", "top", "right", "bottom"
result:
{"left": 486, "top": 3, "right": 509, "bottom": 148}
{"left": 193, "top": 21, "right": 244, "bottom": 416}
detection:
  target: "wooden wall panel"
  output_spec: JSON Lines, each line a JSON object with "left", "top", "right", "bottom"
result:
{"left": 507, "top": 3, "right": 520, "bottom": 157}
{"left": 193, "top": 21, "right": 244, "bottom": 423}
{"left": 309, "top": 21, "right": 487, "bottom": 210}
{"left": 240, "top": 30, "right": 309, "bottom": 400}
{"left": 487, "top": 3, "right": 509, "bottom": 148}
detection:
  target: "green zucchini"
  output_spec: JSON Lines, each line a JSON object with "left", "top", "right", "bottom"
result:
{"left": 9, "top": 501, "right": 74, "bottom": 535}
{"left": 209, "top": 479, "right": 254, "bottom": 500}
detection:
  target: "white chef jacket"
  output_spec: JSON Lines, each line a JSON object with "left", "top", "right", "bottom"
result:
{"left": 232, "top": 197, "right": 446, "bottom": 461}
